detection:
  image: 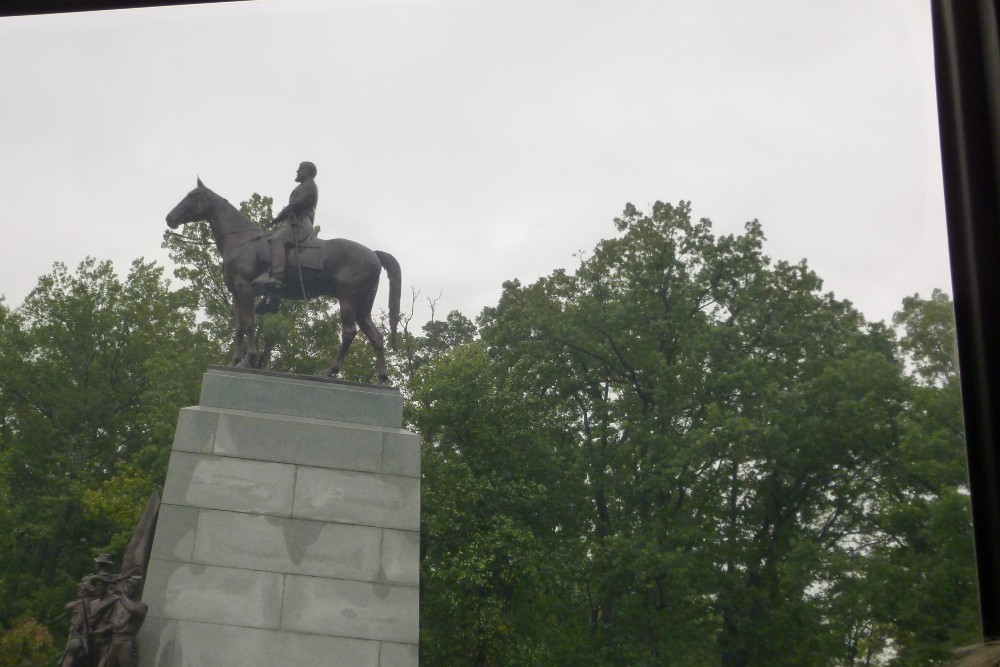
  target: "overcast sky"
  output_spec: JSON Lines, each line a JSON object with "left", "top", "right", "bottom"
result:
{"left": 0, "top": 0, "right": 947, "bottom": 331}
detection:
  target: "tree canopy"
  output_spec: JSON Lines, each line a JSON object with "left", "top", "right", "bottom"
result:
{"left": 0, "top": 198, "right": 978, "bottom": 666}
{"left": 413, "top": 202, "right": 978, "bottom": 666}
{"left": 0, "top": 257, "right": 215, "bottom": 638}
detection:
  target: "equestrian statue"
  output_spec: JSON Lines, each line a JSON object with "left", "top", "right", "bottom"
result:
{"left": 165, "top": 163, "right": 401, "bottom": 384}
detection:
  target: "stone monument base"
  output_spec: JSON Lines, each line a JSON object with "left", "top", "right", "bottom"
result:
{"left": 138, "top": 367, "right": 420, "bottom": 667}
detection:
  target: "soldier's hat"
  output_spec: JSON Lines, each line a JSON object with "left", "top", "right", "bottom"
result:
{"left": 94, "top": 553, "right": 114, "bottom": 566}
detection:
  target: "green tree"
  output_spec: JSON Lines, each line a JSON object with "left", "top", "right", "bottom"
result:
{"left": 414, "top": 337, "right": 591, "bottom": 666}
{"left": 863, "top": 291, "right": 979, "bottom": 665}
{"left": 893, "top": 289, "right": 959, "bottom": 386}
{"left": 0, "top": 258, "right": 214, "bottom": 639}
{"left": 0, "top": 617, "right": 55, "bottom": 667}
{"left": 0, "top": 199, "right": 976, "bottom": 667}
{"left": 416, "top": 201, "right": 928, "bottom": 666}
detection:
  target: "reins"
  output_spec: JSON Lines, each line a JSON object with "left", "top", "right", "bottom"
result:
{"left": 202, "top": 187, "right": 309, "bottom": 301}
{"left": 220, "top": 231, "right": 269, "bottom": 259}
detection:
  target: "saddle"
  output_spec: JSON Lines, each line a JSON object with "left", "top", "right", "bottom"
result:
{"left": 250, "top": 232, "right": 324, "bottom": 301}
{"left": 286, "top": 238, "right": 324, "bottom": 271}
{"left": 250, "top": 230, "right": 325, "bottom": 271}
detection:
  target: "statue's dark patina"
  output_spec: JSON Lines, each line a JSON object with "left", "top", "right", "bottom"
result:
{"left": 58, "top": 559, "right": 146, "bottom": 667}
{"left": 253, "top": 161, "right": 319, "bottom": 293}
{"left": 165, "top": 173, "right": 401, "bottom": 384}
{"left": 57, "top": 494, "right": 158, "bottom": 667}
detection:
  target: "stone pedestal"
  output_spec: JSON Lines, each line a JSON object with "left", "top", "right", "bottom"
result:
{"left": 138, "top": 366, "right": 420, "bottom": 667}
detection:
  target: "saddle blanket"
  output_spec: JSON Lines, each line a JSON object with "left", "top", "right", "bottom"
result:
{"left": 287, "top": 242, "right": 325, "bottom": 271}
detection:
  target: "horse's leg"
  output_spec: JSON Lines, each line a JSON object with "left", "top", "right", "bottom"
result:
{"left": 231, "top": 297, "right": 245, "bottom": 365}
{"left": 235, "top": 281, "right": 257, "bottom": 368}
{"left": 358, "top": 314, "right": 388, "bottom": 385}
{"left": 322, "top": 302, "right": 358, "bottom": 378}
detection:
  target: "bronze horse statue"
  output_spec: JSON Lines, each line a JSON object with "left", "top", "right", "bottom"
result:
{"left": 166, "top": 178, "right": 401, "bottom": 384}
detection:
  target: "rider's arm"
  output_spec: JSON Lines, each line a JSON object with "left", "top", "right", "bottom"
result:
{"left": 273, "top": 181, "right": 316, "bottom": 227}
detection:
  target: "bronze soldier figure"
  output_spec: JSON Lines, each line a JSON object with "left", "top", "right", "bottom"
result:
{"left": 99, "top": 575, "right": 148, "bottom": 667}
{"left": 93, "top": 554, "right": 114, "bottom": 577}
{"left": 253, "top": 161, "right": 319, "bottom": 292}
{"left": 57, "top": 500, "right": 157, "bottom": 667}
{"left": 58, "top": 578, "right": 93, "bottom": 667}
{"left": 58, "top": 574, "right": 115, "bottom": 667}
{"left": 86, "top": 575, "right": 117, "bottom": 666}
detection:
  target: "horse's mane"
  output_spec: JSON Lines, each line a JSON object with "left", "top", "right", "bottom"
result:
{"left": 200, "top": 184, "right": 265, "bottom": 234}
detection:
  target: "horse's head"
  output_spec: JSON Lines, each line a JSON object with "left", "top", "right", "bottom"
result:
{"left": 166, "top": 177, "right": 212, "bottom": 229}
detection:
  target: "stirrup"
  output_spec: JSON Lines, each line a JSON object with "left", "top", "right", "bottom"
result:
{"left": 253, "top": 271, "right": 281, "bottom": 285}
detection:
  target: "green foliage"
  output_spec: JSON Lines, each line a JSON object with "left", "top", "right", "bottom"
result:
{"left": 0, "top": 617, "right": 56, "bottom": 667}
{"left": 0, "top": 257, "right": 215, "bottom": 630}
{"left": 414, "top": 202, "right": 979, "bottom": 666}
{"left": 414, "top": 340, "right": 591, "bottom": 666}
{"left": 868, "top": 292, "right": 979, "bottom": 665}
{"left": 80, "top": 462, "right": 158, "bottom": 554}
{"left": 893, "top": 288, "right": 959, "bottom": 386}
{"left": 0, "top": 197, "right": 977, "bottom": 667}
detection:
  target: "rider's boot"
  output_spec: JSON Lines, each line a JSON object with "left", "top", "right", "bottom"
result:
{"left": 253, "top": 242, "right": 286, "bottom": 292}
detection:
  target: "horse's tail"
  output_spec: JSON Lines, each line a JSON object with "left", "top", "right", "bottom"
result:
{"left": 375, "top": 250, "right": 401, "bottom": 349}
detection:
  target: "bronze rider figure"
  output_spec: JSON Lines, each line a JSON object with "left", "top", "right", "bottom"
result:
{"left": 254, "top": 161, "right": 318, "bottom": 291}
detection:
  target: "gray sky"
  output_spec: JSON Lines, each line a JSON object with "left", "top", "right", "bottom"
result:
{"left": 0, "top": 0, "right": 947, "bottom": 330}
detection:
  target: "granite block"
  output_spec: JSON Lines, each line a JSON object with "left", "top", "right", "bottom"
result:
{"left": 199, "top": 367, "right": 402, "bottom": 427}
{"left": 293, "top": 467, "right": 420, "bottom": 531}
{"left": 213, "top": 409, "right": 383, "bottom": 472}
{"left": 382, "top": 430, "right": 421, "bottom": 478}
{"left": 171, "top": 407, "right": 218, "bottom": 454}
{"left": 380, "top": 529, "right": 420, "bottom": 586}
{"left": 192, "top": 508, "right": 381, "bottom": 581}
{"left": 139, "top": 617, "right": 380, "bottom": 667}
{"left": 142, "top": 366, "right": 420, "bottom": 665}
{"left": 281, "top": 575, "right": 419, "bottom": 644}
{"left": 380, "top": 642, "right": 420, "bottom": 667}
{"left": 148, "top": 504, "right": 197, "bottom": 563}
{"left": 143, "top": 560, "right": 284, "bottom": 629}
{"left": 161, "top": 451, "right": 295, "bottom": 516}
